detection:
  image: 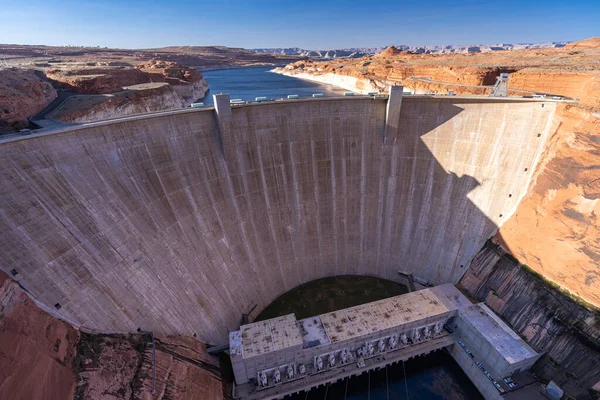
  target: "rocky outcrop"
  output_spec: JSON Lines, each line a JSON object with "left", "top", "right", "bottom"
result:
{"left": 136, "top": 336, "right": 222, "bottom": 400}
{"left": 45, "top": 68, "right": 150, "bottom": 94}
{"left": 46, "top": 61, "right": 208, "bottom": 106}
{"left": 0, "top": 267, "right": 223, "bottom": 400}
{"left": 42, "top": 61, "right": 209, "bottom": 123}
{"left": 459, "top": 241, "right": 600, "bottom": 399}
{"left": 0, "top": 271, "right": 78, "bottom": 400}
{"left": 0, "top": 68, "right": 57, "bottom": 133}
{"left": 564, "top": 37, "right": 600, "bottom": 49}
{"left": 509, "top": 70, "right": 600, "bottom": 108}
{"left": 74, "top": 333, "right": 222, "bottom": 400}
{"left": 136, "top": 60, "right": 209, "bottom": 106}
{"left": 48, "top": 83, "right": 186, "bottom": 123}
{"left": 496, "top": 104, "right": 600, "bottom": 307}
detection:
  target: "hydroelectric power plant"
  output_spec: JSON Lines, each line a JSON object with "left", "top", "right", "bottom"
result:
{"left": 0, "top": 87, "right": 563, "bottom": 399}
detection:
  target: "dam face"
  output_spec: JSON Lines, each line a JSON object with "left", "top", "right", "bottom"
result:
{"left": 0, "top": 95, "right": 556, "bottom": 343}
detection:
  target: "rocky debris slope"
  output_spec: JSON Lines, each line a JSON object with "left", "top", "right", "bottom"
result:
{"left": 74, "top": 333, "right": 222, "bottom": 400}
{"left": 496, "top": 104, "right": 600, "bottom": 306}
{"left": 0, "top": 271, "right": 78, "bottom": 400}
{"left": 0, "top": 68, "right": 57, "bottom": 133}
{"left": 459, "top": 241, "right": 600, "bottom": 399}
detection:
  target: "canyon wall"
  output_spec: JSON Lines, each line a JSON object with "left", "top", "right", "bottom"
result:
{"left": 459, "top": 241, "right": 600, "bottom": 399}
{"left": 0, "top": 96, "right": 556, "bottom": 343}
{"left": 48, "top": 83, "right": 188, "bottom": 124}
{"left": 0, "top": 68, "right": 57, "bottom": 133}
{"left": 496, "top": 104, "right": 600, "bottom": 307}
{"left": 0, "top": 269, "right": 223, "bottom": 400}
{"left": 0, "top": 272, "right": 78, "bottom": 400}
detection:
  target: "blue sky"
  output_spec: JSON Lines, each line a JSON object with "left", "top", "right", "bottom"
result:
{"left": 0, "top": 0, "right": 598, "bottom": 49}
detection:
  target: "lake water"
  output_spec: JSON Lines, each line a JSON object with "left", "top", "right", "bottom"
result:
{"left": 199, "top": 66, "right": 347, "bottom": 105}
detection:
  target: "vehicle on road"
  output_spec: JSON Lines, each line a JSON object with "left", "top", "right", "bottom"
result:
{"left": 458, "top": 341, "right": 465, "bottom": 348}
{"left": 476, "top": 362, "right": 485, "bottom": 371}
{"left": 485, "top": 372, "right": 493, "bottom": 381}
{"left": 508, "top": 382, "right": 518, "bottom": 389}
{"left": 504, "top": 377, "right": 514, "bottom": 384}
{"left": 465, "top": 349, "right": 474, "bottom": 358}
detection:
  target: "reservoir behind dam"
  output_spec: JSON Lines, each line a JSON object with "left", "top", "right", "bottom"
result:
{"left": 199, "top": 66, "right": 347, "bottom": 104}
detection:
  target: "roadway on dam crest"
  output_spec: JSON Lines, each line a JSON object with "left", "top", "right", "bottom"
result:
{"left": 0, "top": 93, "right": 557, "bottom": 343}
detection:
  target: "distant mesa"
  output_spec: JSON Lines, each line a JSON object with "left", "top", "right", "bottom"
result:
{"left": 564, "top": 37, "right": 600, "bottom": 49}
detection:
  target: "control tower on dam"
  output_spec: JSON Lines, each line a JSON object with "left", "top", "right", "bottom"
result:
{"left": 0, "top": 89, "right": 557, "bottom": 344}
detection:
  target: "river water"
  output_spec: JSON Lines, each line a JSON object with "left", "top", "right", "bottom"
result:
{"left": 199, "top": 66, "right": 346, "bottom": 105}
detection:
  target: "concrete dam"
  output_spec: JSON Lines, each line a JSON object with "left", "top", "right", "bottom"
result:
{"left": 0, "top": 90, "right": 557, "bottom": 344}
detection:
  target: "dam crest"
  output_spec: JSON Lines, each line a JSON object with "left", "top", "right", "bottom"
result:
{"left": 0, "top": 90, "right": 557, "bottom": 343}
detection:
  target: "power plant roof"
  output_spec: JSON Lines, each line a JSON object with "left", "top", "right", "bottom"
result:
{"left": 233, "top": 286, "right": 460, "bottom": 358}
{"left": 319, "top": 289, "right": 450, "bottom": 343}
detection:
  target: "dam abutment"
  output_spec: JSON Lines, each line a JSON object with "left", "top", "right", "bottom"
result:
{"left": 0, "top": 96, "right": 557, "bottom": 344}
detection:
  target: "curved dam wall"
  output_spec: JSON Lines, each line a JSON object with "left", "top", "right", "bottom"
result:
{"left": 0, "top": 95, "right": 556, "bottom": 343}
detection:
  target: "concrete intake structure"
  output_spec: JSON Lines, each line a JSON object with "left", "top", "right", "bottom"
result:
{"left": 0, "top": 91, "right": 557, "bottom": 343}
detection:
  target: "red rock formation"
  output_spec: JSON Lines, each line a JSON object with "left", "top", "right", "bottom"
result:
{"left": 0, "top": 68, "right": 57, "bottom": 133}
{"left": 0, "top": 271, "right": 78, "bottom": 400}
{"left": 564, "top": 37, "right": 600, "bottom": 49}
{"left": 136, "top": 336, "right": 222, "bottom": 400}
{"left": 45, "top": 68, "right": 150, "bottom": 94}
{"left": 74, "top": 333, "right": 223, "bottom": 400}
{"left": 509, "top": 69, "right": 600, "bottom": 108}
{"left": 48, "top": 83, "right": 186, "bottom": 123}
{"left": 496, "top": 104, "right": 600, "bottom": 306}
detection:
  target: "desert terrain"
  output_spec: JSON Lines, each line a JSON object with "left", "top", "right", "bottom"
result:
{"left": 0, "top": 44, "right": 300, "bottom": 133}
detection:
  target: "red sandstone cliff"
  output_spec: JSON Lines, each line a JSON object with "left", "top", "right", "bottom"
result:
{"left": 496, "top": 104, "right": 600, "bottom": 306}
{"left": 564, "top": 37, "right": 600, "bottom": 50}
{"left": 46, "top": 60, "right": 208, "bottom": 106}
{"left": 41, "top": 61, "right": 209, "bottom": 123}
{"left": 0, "top": 270, "right": 223, "bottom": 400}
{"left": 48, "top": 83, "right": 187, "bottom": 123}
{"left": 0, "top": 68, "right": 57, "bottom": 133}
{"left": 0, "top": 272, "right": 78, "bottom": 400}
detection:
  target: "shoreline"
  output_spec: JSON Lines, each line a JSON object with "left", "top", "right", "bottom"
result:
{"left": 270, "top": 68, "right": 382, "bottom": 94}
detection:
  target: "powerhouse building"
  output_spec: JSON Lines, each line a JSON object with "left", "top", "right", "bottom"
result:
{"left": 229, "top": 284, "right": 539, "bottom": 399}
